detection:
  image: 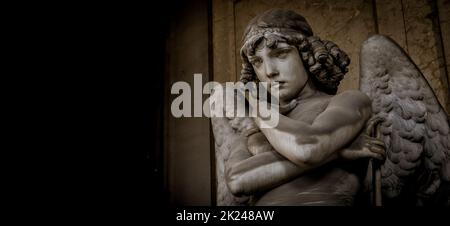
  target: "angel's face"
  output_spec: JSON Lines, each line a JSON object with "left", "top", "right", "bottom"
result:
{"left": 249, "top": 40, "right": 308, "bottom": 105}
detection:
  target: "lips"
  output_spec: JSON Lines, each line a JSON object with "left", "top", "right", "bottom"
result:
{"left": 271, "top": 81, "right": 285, "bottom": 88}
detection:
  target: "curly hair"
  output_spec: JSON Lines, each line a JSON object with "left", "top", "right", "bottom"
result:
{"left": 240, "top": 9, "right": 350, "bottom": 95}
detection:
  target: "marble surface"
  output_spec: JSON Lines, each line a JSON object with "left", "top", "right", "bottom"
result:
{"left": 213, "top": 0, "right": 450, "bottom": 113}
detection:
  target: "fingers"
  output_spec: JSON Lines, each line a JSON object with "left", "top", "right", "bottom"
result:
{"left": 369, "top": 115, "right": 385, "bottom": 125}
{"left": 361, "top": 147, "right": 385, "bottom": 160}
{"left": 340, "top": 133, "right": 387, "bottom": 161}
{"left": 340, "top": 146, "right": 385, "bottom": 161}
{"left": 364, "top": 139, "right": 386, "bottom": 159}
{"left": 364, "top": 116, "right": 385, "bottom": 136}
{"left": 367, "top": 152, "right": 385, "bottom": 161}
{"left": 368, "top": 139, "right": 386, "bottom": 148}
{"left": 340, "top": 149, "right": 383, "bottom": 161}
{"left": 368, "top": 146, "right": 386, "bottom": 159}
{"left": 363, "top": 139, "right": 386, "bottom": 151}
{"left": 361, "top": 134, "right": 386, "bottom": 150}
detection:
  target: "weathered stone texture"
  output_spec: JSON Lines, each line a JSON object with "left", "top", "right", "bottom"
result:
{"left": 212, "top": 0, "right": 450, "bottom": 113}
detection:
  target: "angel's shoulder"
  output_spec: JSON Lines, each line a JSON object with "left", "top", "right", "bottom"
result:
{"left": 328, "top": 90, "right": 372, "bottom": 109}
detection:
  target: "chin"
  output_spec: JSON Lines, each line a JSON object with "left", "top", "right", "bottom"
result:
{"left": 278, "top": 93, "right": 291, "bottom": 103}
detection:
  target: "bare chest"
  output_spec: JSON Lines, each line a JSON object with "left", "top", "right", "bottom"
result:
{"left": 286, "top": 96, "right": 331, "bottom": 124}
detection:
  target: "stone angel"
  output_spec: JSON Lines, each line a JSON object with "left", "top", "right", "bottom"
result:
{"left": 210, "top": 9, "right": 450, "bottom": 206}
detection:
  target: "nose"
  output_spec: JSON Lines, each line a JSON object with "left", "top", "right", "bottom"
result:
{"left": 264, "top": 60, "right": 279, "bottom": 78}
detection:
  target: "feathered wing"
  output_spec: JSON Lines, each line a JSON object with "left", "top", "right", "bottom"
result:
{"left": 211, "top": 117, "right": 251, "bottom": 206}
{"left": 359, "top": 35, "right": 450, "bottom": 205}
{"left": 210, "top": 84, "right": 251, "bottom": 206}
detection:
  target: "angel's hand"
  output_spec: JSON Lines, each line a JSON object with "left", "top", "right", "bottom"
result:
{"left": 339, "top": 116, "right": 386, "bottom": 161}
{"left": 339, "top": 134, "right": 386, "bottom": 161}
{"left": 247, "top": 132, "right": 273, "bottom": 155}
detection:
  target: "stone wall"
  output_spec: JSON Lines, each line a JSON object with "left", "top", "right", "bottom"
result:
{"left": 165, "top": 0, "right": 450, "bottom": 206}
{"left": 213, "top": 0, "right": 450, "bottom": 113}
{"left": 165, "top": 0, "right": 212, "bottom": 205}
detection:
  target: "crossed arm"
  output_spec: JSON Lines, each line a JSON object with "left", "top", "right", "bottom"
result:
{"left": 225, "top": 91, "right": 373, "bottom": 196}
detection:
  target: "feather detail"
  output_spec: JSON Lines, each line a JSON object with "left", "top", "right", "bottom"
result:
{"left": 360, "top": 35, "right": 450, "bottom": 205}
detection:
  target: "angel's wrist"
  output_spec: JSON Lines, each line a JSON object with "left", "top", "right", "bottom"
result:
{"left": 242, "top": 127, "right": 260, "bottom": 137}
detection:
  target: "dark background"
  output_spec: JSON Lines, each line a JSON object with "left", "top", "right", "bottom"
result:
{"left": 23, "top": 1, "right": 175, "bottom": 212}
{"left": 18, "top": 0, "right": 449, "bottom": 216}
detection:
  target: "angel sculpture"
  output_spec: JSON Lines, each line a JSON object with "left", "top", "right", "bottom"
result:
{"left": 211, "top": 9, "right": 450, "bottom": 206}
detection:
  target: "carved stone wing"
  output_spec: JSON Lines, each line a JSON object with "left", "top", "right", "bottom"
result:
{"left": 210, "top": 84, "right": 251, "bottom": 206}
{"left": 359, "top": 35, "right": 450, "bottom": 205}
